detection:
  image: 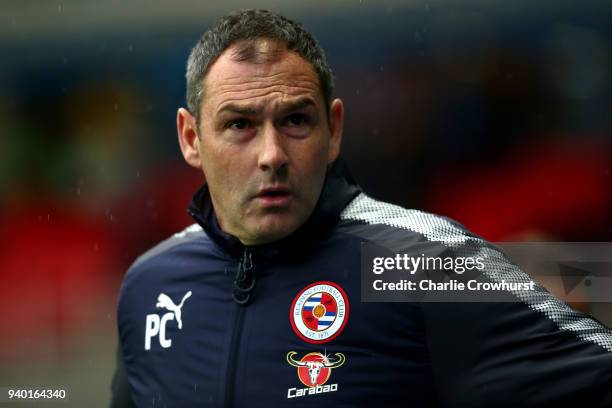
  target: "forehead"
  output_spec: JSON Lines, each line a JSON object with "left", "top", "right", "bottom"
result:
{"left": 202, "top": 44, "right": 323, "bottom": 115}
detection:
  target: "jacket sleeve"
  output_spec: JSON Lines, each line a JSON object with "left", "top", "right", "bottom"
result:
{"left": 109, "top": 345, "right": 135, "bottom": 408}
{"left": 421, "top": 244, "right": 612, "bottom": 407}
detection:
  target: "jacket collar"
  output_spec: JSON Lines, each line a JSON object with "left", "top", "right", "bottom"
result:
{"left": 187, "top": 157, "right": 361, "bottom": 259}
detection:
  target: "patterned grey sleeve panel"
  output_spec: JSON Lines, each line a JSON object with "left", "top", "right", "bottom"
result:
{"left": 340, "top": 192, "right": 612, "bottom": 352}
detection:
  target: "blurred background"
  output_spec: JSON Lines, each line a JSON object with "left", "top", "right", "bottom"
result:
{"left": 1, "top": 0, "right": 610, "bottom": 405}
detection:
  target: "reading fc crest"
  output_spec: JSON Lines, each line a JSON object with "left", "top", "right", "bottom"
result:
{"left": 290, "top": 281, "right": 349, "bottom": 344}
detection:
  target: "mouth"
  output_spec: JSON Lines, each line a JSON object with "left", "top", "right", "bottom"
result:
{"left": 255, "top": 186, "right": 292, "bottom": 207}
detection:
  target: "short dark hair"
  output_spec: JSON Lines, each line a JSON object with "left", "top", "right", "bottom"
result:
{"left": 185, "top": 9, "right": 335, "bottom": 124}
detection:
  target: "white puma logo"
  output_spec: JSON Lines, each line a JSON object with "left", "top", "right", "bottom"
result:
{"left": 155, "top": 291, "right": 192, "bottom": 329}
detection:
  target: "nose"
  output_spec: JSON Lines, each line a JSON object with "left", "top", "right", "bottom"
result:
{"left": 257, "top": 123, "right": 288, "bottom": 173}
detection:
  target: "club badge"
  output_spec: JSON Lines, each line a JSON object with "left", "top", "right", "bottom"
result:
{"left": 290, "top": 281, "right": 349, "bottom": 344}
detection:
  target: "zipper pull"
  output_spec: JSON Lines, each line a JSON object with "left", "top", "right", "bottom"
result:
{"left": 233, "top": 249, "right": 255, "bottom": 305}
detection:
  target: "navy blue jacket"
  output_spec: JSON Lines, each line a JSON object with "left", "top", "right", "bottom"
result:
{"left": 113, "top": 160, "right": 612, "bottom": 407}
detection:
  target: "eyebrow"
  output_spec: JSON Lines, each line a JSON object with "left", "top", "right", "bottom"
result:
{"left": 278, "top": 98, "right": 317, "bottom": 115}
{"left": 216, "top": 97, "right": 317, "bottom": 117}
{"left": 217, "top": 104, "right": 259, "bottom": 116}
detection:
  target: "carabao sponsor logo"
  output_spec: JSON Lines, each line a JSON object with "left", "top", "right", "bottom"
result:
{"left": 286, "top": 351, "right": 345, "bottom": 399}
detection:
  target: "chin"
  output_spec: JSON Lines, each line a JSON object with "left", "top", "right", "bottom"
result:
{"left": 251, "top": 215, "right": 303, "bottom": 244}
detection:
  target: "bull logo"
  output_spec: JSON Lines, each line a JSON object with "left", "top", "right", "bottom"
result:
{"left": 286, "top": 351, "right": 345, "bottom": 387}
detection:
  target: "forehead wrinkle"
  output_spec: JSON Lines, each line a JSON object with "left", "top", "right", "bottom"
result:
{"left": 216, "top": 82, "right": 319, "bottom": 100}
{"left": 209, "top": 63, "right": 320, "bottom": 91}
{"left": 214, "top": 80, "right": 318, "bottom": 96}
{"left": 212, "top": 80, "right": 321, "bottom": 113}
{"left": 219, "top": 70, "right": 318, "bottom": 85}
{"left": 213, "top": 75, "right": 319, "bottom": 96}
{"left": 215, "top": 81, "right": 319, "bottom": 102}
{"left": 215, "top": 89, "right": 319, "bottom": 116}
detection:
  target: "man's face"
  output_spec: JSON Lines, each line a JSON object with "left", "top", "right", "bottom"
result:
{"left": 178, "top": 43, "right": 343, "bottom": 245}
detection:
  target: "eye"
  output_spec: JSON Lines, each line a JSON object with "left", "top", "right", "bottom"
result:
{"left": 285, "top": 113, "right": 308, "bottom": 127}
{"left": 227, "top": 118, "right": 251, "bottom": 130}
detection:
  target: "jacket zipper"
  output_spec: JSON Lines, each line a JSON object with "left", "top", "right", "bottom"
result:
{"left": 225, "top": 248, "right": 254, "bottom": 408}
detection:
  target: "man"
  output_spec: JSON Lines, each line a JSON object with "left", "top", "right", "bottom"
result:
{"left": 112, "top": 9, "right": 612, "bottom": 407}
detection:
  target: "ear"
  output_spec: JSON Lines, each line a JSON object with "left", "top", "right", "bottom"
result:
{"left": 177, "top": 108, "right": 203, "bottom": 171}
{"left": 327, "top": 98, "right": 344, "bottom": 163}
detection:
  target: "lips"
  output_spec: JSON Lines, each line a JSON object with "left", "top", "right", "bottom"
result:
{"left": 255, "top": 186, "right": 292, "bottom": 206}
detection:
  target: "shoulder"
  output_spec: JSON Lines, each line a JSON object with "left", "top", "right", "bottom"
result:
{"left": 129, "top": 223, "right": 207, "bottom": 272}
{"left": 338, "top": 192, "right": 480, "bottom": 246}
{"left": 339, "top": 193, "right": 612, "bottom": 352}
{"left": 119, "top": 223, "right": 213, "bottom": 294}
{"left": 117, "top": 223, "right": 219, "bottom": 322}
